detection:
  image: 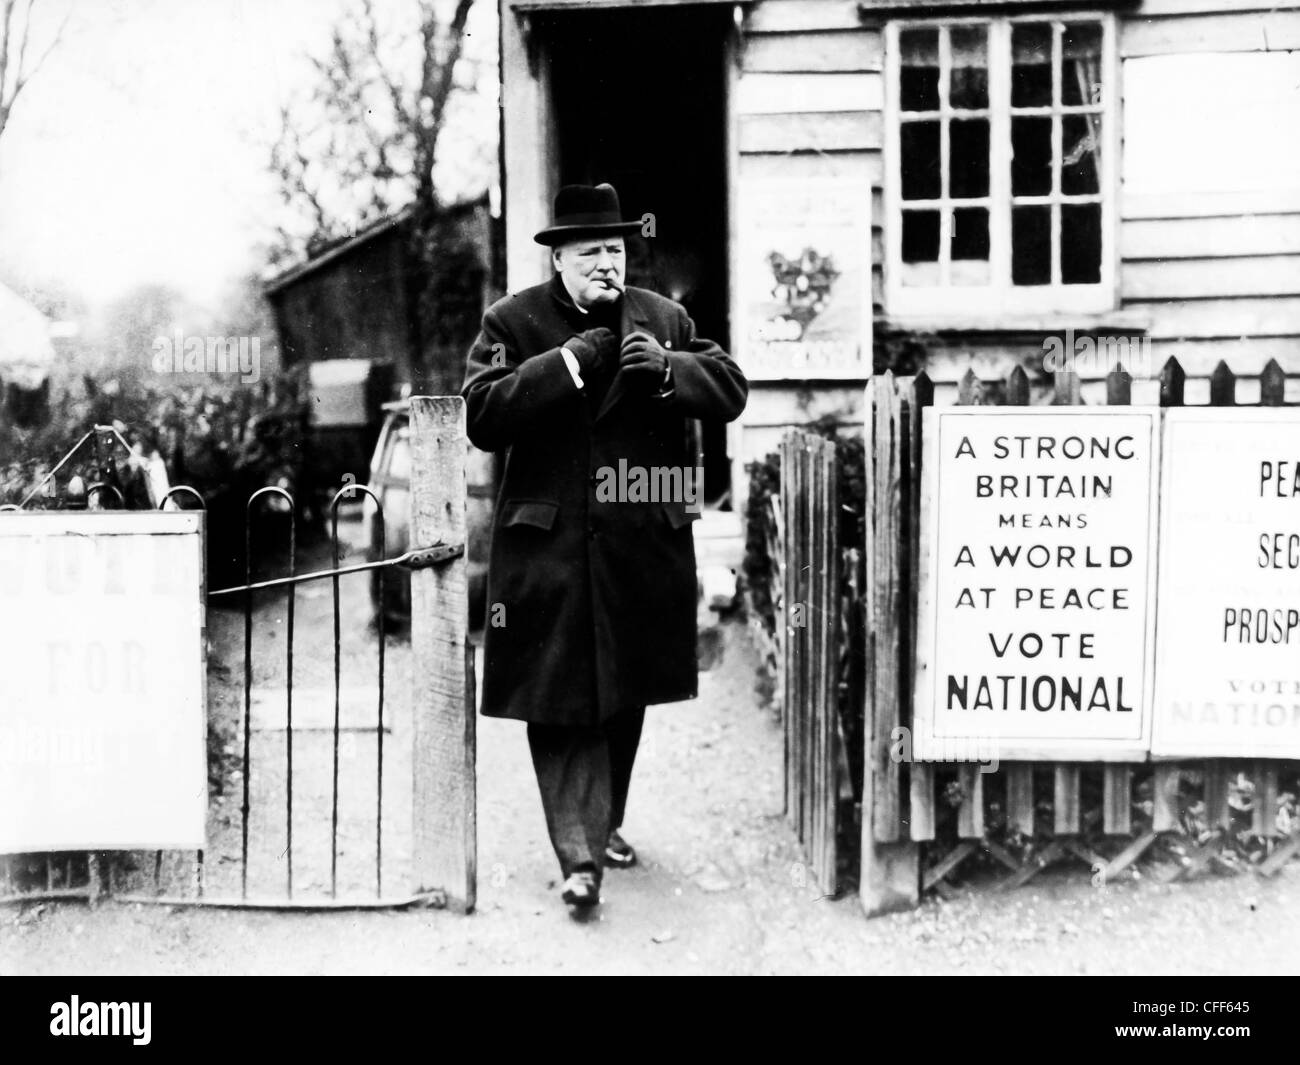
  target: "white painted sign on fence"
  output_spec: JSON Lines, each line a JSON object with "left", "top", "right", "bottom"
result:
{"left": 915, "top": 408, "right": 1160, "bottom": 762}
{"left": 1152, "top": 409, "right": 1300, "bottom": 758}
{"left": 0, "top": 512, "right": 206, "bottom": 852}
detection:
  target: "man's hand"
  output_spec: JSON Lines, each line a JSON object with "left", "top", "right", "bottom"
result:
{"left": 565, "top": 327, "right": 617, "bottom": 374}
{"left": 619, "top": 331, "right": 671, "bottom": 392}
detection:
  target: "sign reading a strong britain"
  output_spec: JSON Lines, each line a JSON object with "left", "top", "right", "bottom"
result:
{"left": 1152, "top": 409, "right": 1300, "bottom": 758}
{"left": 0, "top": 511, "right": 206, "bottom": 852}
{"left": 914, "top": 408, "right": 1160, "bottom": 762}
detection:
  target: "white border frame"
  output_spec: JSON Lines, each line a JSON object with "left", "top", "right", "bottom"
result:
{"left": 1151, "top": 406, "right": 1300, "bottom": 760}
{"left": 913, "top": 405, "right": 1161, "bottom": 762}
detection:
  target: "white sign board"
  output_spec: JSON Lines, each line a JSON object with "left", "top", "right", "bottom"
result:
{"left": 915, "top": 408, "right": 1160, "bottom": 762}
{"left": 1152, "top": 409, "right": 1300, "bottom": 758}
{"left": 0, "top": 512, "right": 207, "bottom": 851}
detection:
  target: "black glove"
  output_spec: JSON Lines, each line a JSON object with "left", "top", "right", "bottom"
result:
{"left": 565, "top": 327, "right": 617, "bottom": 375}
{"left": 619, "top": 331, "right": 671, "bottom": 392}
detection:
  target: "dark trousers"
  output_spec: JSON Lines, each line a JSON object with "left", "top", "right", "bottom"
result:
{"left": 526, "top": 706, "right": 645, "bottom": 882}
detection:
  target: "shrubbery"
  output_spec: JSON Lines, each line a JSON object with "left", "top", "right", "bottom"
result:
{"left": 0, "top": 368, "right": 311, "bottom": 585}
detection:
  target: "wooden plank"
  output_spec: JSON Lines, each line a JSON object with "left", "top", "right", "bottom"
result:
{"left": 956, "top": 764, "right": 984, "bottom": 839}
{"left": 821, "top": 438, "right": 840, "bottom": 891}
{"left": 810, "top": 435, "right": 824, "bottom": 876}
{"left": 1121, "top": 10, "right": 1300, "bottom": 56}
{"left": 1103, "top": 766, "right": 1133, "bottom": 836}
{"left": 1126, "top": 297, "right": 1300, "bottom": 340}
{"left": 999, "top": 840, "right": 1065, "bottom": 891}
{"left": 409, "top": 396, "right": 474, "bottom": 913}
{"left": 737, "top": 72, "right": 882, "bottom": 114}
{"left": 1053, "top": 765, "right": 1082, "bottom": 836}
{"left": 1253, "top": 762, "right": 1279, "bottom": 836}
{"left": 1203, "top": 761, "right": 1232, "bottom": 831}
{"left": 793, "top": 434, "right": 809, "bottom": 842}
{"left": 1152, "top": 764, "right": 1181, "bottom": 832}
{"left": 501, "top": 7, "right": 556, "bottom": 291}
{"left": 1122, "top": 214, "right": 1300, "bottom": 261}
{"left": 780, "top": 437, "right": 793, "bottom": 819}
{"left": 1261, "top": 359, "right": 1288, "bottom": 405}
{"left": 1102, "top": 830, "right": 1159, "bottom": 882}
{"left": 743, "top": 30, "right": 882, "bottom": 73}
{"left": 1210, "top": 360, "right": 1237, "bottom": 406}
{"left": 871, "top": 373, "right": 903, "bottom": 842}
{"left": 909, "top": 762, "right": 935, "bottom": 841}
{"left": 739, "top": 111, "right": 883, "bottom": 153}
{"left": 1122, "top": 255, "right": 1300, "bottom": 300}
{"left": 1007, "top": 765, "right": 1036, "bottom": 837}
{"left": 922, "top": 841, "right": 977, "bottom": 891}
{"left": 860, "top": 375, "right": 920, "bottom": 916}
{"left": 905, "top": 371, "right": 933, "bottom": 846}
{"left": 747, "top": 0, "right": 867, "bottom": 33}
{"left": 1122, "top": 189, "right": 1300, "bottom": 221}
{"left": 1258, "top": 833, "right": 1300, "bottom": 876}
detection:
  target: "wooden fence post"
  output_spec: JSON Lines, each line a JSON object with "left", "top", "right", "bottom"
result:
{"left": 409, "top": 396, "right": 476, "bottom": 913}
{"left": 861, "top": 374, "right": 920, "bottom": 916}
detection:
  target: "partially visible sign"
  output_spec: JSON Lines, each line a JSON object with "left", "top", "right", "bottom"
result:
{"left": 737, "top": 165, "right": 871, "bottom": 381}
{"left": 1152, "top": 409, "right": 1300, "bottom": 758}
{"left": 915, "top": 409, "right": 1160, "bottom": 762}
{"left": 0, "top": 512, "right": 206, "bottom": 852}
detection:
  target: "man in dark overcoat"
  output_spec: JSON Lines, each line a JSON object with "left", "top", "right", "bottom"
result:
{"left": 461, "top": 183, "right": 748, "bottom": 910}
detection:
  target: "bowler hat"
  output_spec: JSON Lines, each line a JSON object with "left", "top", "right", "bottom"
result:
{"left": 534, "top": 183, "right": 642, "bottom": 246}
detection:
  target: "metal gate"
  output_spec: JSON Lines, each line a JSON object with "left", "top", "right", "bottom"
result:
{"left": 0, "top": 396, "right": 476, "bottom": 912}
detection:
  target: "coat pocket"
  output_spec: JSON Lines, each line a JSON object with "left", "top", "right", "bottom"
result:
{"left": 661, "top": 500, "right": 702, "bottom": 530}
{"left": 501, "top": 499, "right": 559, "bottom": 531}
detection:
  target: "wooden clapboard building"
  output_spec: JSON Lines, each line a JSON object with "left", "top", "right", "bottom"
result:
{"left": 500, "top": 0, "right": 1300, "bottom": 515}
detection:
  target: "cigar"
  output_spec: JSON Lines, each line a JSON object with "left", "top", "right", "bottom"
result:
{"left": 601, "top": 277, "right": 625, "bottom": 293}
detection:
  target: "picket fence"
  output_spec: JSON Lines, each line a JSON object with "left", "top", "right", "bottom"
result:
{"left": 764, "top": 358, "right": 1299, "bottom": 911}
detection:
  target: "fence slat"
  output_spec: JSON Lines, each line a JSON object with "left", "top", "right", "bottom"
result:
{"left": 1007, "top": 765, "right": 1035, "bottom": 836}
{"left": 1103, "top": 766, "right": 1132, "bottom": 836}
{"left": 1260, "top": 359, "right": 1286, "bottom": 406}
{"left": 1053, "top": 765, "right": 1081, "bottom": 835}
{"left": 1204, "top": 761, "right": 1231, "bottom": 832}
{"left": 1253, "top": 762, "right": 1278, "bottom": 836}
{"left": 906, "top": 373, "right": 934, "bottom": 846}
{"left": 909, "top": 763, "right": 935, "bottom": 841}
{"left": 871, "top": 372, "right": 904, "bottom": 842}
{"left": 1209, "top": 359, "right": 1236, "bottom": 407}
{"left": 1153, "top": 765, "right": 1180, "bottom": 832}
{"left": 957, "top": 765, "right": 984, "bottom": 839}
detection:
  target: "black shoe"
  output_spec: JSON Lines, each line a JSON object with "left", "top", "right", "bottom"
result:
{"left": 605, "top": 829, "right": 637, "bottom": 869}
{"left": 561, "top": 871, "right": 600, "bottom": 908}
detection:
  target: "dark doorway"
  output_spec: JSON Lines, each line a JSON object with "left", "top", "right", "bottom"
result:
{"left": 548, "top": 6, "right": 733, "bottom": 506}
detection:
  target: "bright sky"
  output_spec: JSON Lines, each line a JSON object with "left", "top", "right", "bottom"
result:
{"left": 0, "top": 0, "right": 496, "bottom": 315}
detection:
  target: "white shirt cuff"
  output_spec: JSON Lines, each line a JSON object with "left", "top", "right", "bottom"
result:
{"left": 560, "top": 347, "right": 584, "bottom": 389}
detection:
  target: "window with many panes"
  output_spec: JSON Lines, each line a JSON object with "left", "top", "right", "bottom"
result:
{"left": 884, "top": 16, "right": 1115, "bottom": 318}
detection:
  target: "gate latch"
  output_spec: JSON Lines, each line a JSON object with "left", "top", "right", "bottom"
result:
{"left": 397, "top": 543, "right": 465, "bottom": 570}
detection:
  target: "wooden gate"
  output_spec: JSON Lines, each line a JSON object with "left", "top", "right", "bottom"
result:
{"left": 0, "top": 397, "right": 476, "bottom": 913}
{"left": 777, "top": 431, "right": 844, "bottom": 894}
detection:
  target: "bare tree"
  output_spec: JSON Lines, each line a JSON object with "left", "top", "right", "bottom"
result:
{"left": 269, "top": 0, "right": 479, "bottom": 264}
{"left": 0, "top": 0, "right": 70, "bottom": 149}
